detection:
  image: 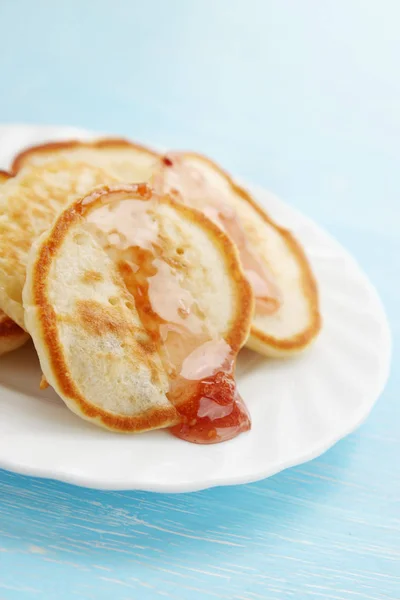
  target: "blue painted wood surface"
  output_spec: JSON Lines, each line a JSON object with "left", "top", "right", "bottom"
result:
{"left": 0, "top": 1, "right": 398, "bottom": 598}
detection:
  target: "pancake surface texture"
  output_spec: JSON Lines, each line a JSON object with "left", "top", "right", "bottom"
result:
{"left": 23, "top": 184, "right": 253, "bottom": 437}
{"left": 153, "top": 152, "right": 321, "bottom": 356}
{"left": 0, "top": 139, "right": 159, "bottom": 329}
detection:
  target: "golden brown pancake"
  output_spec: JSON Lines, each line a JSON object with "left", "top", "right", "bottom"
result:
{"left": 0, "top": 170, "right": 29, "bottom": 355}
{"left": 153, "top": 152, "right": 321, "bottom": 356}
{"left": 23, "top": 184, "right": 253, "bottom": 441}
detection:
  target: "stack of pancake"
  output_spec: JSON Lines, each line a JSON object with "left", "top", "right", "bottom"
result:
{"left": 0, "top": 138, "right": 321, "bottom": 444}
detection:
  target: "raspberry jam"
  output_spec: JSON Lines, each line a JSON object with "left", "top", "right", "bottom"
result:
{"left": 170, "top": 367, "right": 250, "bottom": 444}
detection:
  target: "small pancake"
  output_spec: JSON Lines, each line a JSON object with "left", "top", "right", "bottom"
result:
{"left": 23, "top": 184, "right": 253, "bottom": 436}
{"left": 0, "top": 139, "right": 159, "bottom": 329}
{"left": 0, "top": 170, "right": 29, "bottom": 355}
{"left": 153, "top": 152, "right": 321, "bottom": 356}
{"left": 11, "top": 138, "right": 158, "bottom": 181}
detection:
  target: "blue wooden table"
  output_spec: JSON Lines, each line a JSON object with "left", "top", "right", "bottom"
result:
{"left": 0, "top": 2, "right": 398, "bottom": 598}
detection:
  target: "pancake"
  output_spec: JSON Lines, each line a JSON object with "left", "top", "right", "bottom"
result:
{"left": 0, "top": 170, "right": 30, "bottom": 355}
{"left": 0, "top": 139, "right": 159, "bottom": 329}
{"left": 153, "top": 152, "right": 321, "bottom": 356}
{"left": 23, "top": 184, "right": 253, "bottom": 440}
{"left": 11, "top": 138, "right": 158, "bottom": 180}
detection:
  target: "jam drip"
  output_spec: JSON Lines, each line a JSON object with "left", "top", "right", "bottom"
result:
{"left": 170, "top": 367, "right": 250, "bottom": 444}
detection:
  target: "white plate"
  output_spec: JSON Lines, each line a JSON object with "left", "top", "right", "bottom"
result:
{"left": 0, "top": 124, "right": 391, "bottom": 492}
